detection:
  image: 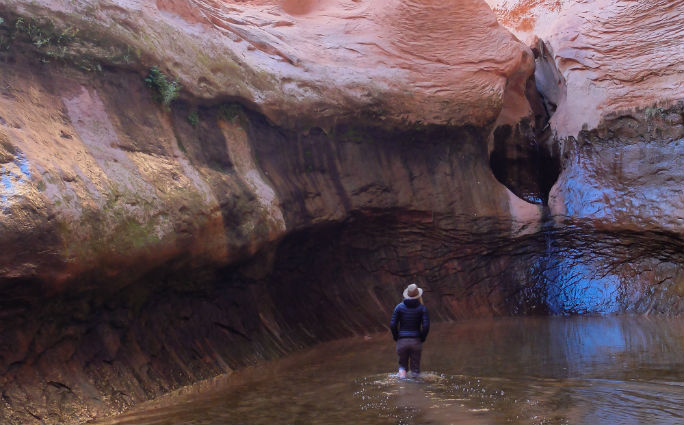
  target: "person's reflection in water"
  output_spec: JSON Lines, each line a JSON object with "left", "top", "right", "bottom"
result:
{"left": 390, "top": 283, "right": 430, "bottom": 379}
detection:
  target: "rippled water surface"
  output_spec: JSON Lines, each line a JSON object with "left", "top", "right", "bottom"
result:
{"left": 98, "top": 316, "right": 683, "bottom": 425}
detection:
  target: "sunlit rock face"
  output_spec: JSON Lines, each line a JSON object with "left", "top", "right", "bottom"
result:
{"left": 485, "top": 0, "right": 684, "bottom": 237}
{"left": 0, "top": 61, "right": 539, "bottom": 293}
{"left": 0, "top": 0, "right": 540, "bottom": 286}
{"left": 485, "top": 0, "right": 684, "bottom": 235}
{"left": 485, "top": 0, "right": 684, "bottom": 137}
{"left": 3, "top": 0, "right": 533, "bottom": 130}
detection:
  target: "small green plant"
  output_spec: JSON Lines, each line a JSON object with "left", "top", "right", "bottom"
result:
{"left": 645, "top": 106, "right": 665, "bottom": 119}
{"left": 117, "top": 46, "right": 136, "bottom": 64}
{"left": 187, "top": 111, "right": 199, "bottom": 127}
{"left": 55, "top": 26, "right": 78, "bottom": 44}
{"left": 177, "top": 139, "right": 187, "bottom": 153}
{"left": 144, "top": 66, "right": 182, "bottom": 107}
{"left": 218, "top": 103, "right": 243, "bottom": 123}
{"left": 15, "top": 17, "right": 50, "bottom": 48}
{"left": 7, "top": 16, "right": 80, "bottom": 60}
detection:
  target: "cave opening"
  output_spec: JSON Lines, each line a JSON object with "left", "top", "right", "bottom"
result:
{"left": 489, "top": 121, "right": 561, "bottom": 204}
{"left": 489, "top": 38, "right": 566, "bottom": 206}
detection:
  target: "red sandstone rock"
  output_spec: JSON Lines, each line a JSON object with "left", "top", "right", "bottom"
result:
{"left": 0, "top": 0, "right": 542, "bottom": 286}
{"left": 486, "top": 0, "right": 684, "bottom": 136}
{"left": 487, "top": 0, "right": 684, "bottom": 233}
{"left": 0, "top": 2, "right": 682, "bottom": 424}
{"left": 6, "top": 0, "right": 534, "bottom": 129}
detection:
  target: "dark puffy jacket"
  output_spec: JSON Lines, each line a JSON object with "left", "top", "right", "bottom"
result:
{"left": 390, "top": 298, "right": 430, "bottom": 341}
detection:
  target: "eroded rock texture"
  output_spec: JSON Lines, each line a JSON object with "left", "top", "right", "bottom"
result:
{"left": 487, "top": 0, "right": 684, "bottom": 316}
{"left": 3, "top": 0, "right": 533, "bottom": 129}
{"left": 486, "top": 0, "right": 684, "bottom": 136}
{"left": 0, "top": 0, "right": 682, "bottom": 424}
{"left": 0, "top": 11, "right": 542, "bottom": 421}
{"left": 549, "top": 107, "right": 684, "bottom": 232}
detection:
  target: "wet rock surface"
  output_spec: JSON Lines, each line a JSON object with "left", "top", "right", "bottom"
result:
{"left": 551, "top": 138, "right": 684, "bottom": 232}
{"left": 2, "top": 212, "right": 682, "bottom": 424}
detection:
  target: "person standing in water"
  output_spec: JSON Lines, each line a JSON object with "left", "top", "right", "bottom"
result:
{"left": 390, "top": 283, "right": 430, "bottom": 378}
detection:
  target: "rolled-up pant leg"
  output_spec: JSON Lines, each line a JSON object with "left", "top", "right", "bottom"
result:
{"left": 396, "top": 338, "right": 422, "bottom": 373}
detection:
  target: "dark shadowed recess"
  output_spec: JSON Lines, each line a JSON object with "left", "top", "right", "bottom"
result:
{"left": 1, "top": 207, "right": 682, "bottom": 424}
{"left": 1, "top": 71, "right": 681, "bottom": 424}
{"left": 489, "top": 120, "right": 560, "bottom": 204}
{"left": 489, "top": 41, "right": 564, "bottom": 206}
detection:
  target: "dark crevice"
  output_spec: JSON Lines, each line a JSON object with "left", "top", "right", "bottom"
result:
{"left": 490, "top": 38, "right": 565, "bottom": 205}
{"left": 214, "top": 322, "right": 252, "bottom": 341}
{"left": 489, "top": 118, "right": 560, "bottom": 204}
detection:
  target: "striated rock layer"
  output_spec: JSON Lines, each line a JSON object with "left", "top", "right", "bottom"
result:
{"left": 0, "top": 0, "right": 541, "bottom": 287}
{"left": 0, "top": 0, "right": 682, "bottom": 424}
{"left": 3, "top": 0, "right": 533, "bottom": 130}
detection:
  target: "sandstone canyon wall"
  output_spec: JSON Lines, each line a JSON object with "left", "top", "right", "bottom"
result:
{"left": 0, "top": 0, "right": 681, "bottom": 423}
{"left": 486, "top": 0, "right": 684, "bottom": 312}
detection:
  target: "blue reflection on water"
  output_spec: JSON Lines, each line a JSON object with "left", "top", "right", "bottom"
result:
{"left": 550, "top": 316, "right": 628, "bottom": 366}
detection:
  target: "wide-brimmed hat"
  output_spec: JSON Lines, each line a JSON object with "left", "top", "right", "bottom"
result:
{"left": 403, "top": 283, "right": 423, "bottom": 299}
